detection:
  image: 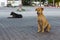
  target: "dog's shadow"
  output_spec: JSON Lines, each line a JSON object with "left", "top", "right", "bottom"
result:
{"left": 8, "top": 17, "right": 22, "bottom": 18}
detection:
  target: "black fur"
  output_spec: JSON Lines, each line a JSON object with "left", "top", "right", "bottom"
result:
{"left": 10, "top": 12, "right": 23, "bottom": 18}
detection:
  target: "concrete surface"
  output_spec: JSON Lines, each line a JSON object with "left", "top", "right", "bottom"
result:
{"left": 0, "top": 7, "right": 60, "bottom": 40}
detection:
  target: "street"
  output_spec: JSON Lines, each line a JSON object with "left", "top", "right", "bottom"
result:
{"left": 0, "top": 7, "right": 60, "bottom": 40}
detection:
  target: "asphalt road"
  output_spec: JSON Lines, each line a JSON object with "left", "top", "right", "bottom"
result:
{"left": 0, "top": 7, "right": 60, "bottom": 40}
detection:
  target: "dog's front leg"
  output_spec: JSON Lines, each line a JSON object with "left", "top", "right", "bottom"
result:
{"left": 37, "top": 22, "right": 41, "bottom": 32}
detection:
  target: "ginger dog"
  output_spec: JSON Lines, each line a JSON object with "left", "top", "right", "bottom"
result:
{"left": 36, "top": 7, "right": 51, "bottom": 32}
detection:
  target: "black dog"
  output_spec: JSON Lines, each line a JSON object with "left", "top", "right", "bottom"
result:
{"left": 10, "top": 12, "right": 23, "bottom": 18}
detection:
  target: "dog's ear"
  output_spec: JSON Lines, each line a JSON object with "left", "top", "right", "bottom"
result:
{"left": 42, "top": 8, "right": 44, "bottom": 11}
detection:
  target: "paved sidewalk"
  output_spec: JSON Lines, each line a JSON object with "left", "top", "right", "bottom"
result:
{"left": 0, "top": 16, "right": 60, "bottom": 40}
{"left": 0, "top": 7, "right": 60, "bottom": 40}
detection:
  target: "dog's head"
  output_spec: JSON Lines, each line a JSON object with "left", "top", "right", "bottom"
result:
{"left": 35, "top": 7, "right": 44, "bottom": 13}
{"left": 10, "top": 12, "right": 16, "bottom": 15}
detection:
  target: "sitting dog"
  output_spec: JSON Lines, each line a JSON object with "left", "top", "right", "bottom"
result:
{"left": 10, "top": 12, "right": 23, "bottom": 18}
{"left": 35, "top": 7, "right": 51, "bottom": 32}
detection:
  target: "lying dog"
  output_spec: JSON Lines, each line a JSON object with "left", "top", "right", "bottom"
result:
{"left": 10, "top": 12, "right": 23, "bottom": 18}
{"left": 35, "top": 7, "right": 51, "bottom": 32}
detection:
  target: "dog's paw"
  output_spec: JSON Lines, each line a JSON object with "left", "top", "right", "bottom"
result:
{"left": 37, "top": 30, "right": 41, "bottom": 32}
{"left": 41, "top": 30, "right": 44, "bottom": 32}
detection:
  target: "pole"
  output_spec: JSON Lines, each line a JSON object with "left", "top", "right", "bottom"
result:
{"left": 40, "top": 0, "right": 41, "bottom": 6}
{"left": 53, "top": 0, "right": 55, "bottom": 6}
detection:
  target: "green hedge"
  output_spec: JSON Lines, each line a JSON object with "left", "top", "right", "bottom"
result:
{"left": 48, "top": 0, "right": 60, "bottom": 3}
{"left": 22, "top": 0, "right": 31, "bottom": 6}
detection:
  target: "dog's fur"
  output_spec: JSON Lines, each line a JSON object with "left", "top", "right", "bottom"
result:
{"left": 36, "top": 7, "right": 51, "bottom": 32}
{"left": 10, "top": 12, "right": 23, "bottom": 18}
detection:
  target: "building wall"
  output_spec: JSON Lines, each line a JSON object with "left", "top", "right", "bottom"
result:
{"left": 0, "top": 0, "right": 7, "bottom": 7}
{"left": 0, "top": 0, "right": 22, "bottom": 7}
{"left": 7, "top": 0, "right": 22, "bottom": 6}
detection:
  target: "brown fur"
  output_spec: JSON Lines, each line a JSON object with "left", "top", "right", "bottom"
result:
{"left": 35, "top": 7, "right": 51, "bottom": 32}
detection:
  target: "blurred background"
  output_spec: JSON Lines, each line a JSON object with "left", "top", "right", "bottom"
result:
{"left": 0, "top": 0, "right": 60, "bottom": 7}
